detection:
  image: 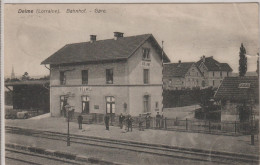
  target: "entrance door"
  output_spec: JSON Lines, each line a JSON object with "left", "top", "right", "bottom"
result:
{"left": 60, "top": 96, "right": 67, "bottom": 116}
{"left": 82, "top": 96, "right": 90, "bottom": 114}
{"left": 106, "top": 96, "right": 115, "bottom": 124}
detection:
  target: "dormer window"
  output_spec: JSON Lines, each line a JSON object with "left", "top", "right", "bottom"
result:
{"left": 142, "top": 48, "right": 150, "bottom": 61}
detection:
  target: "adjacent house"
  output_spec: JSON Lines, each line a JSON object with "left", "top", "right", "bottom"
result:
{"left": 41, "top": 32, "right": 170, "bottom": 117}
{"left": 214, "top": 76, "right": 259, "bottom": 122}
{"left": 163, "top": 56, "right": 233, "bottom": 90}
{"left": 163, "top": 61, "right": 203, "bottom": 90}
{"left": 196, "top": 56, "right": 233, "bottom": 88}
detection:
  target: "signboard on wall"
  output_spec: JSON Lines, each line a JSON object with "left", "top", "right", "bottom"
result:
{"left": 79, "top": 87, "right": 92, "bottom": 92}
{"left": 141, "top": 61, "right": 150, "bottom": 67}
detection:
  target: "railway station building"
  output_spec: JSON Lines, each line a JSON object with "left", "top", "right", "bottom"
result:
{"left": 41, "top": 32, "right": 170, "bottom": 117}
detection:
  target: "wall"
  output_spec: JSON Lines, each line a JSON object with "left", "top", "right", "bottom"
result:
{"left": 184, "top": 65, "right": 203, "bottom": 88}
{"left": 127, "top": 41, "right": 163, "bottom": 85}
{"left": 50, "top": 61, "right": 127, "bottom": 86}
{"left": 221, "top": 100, "right": 259, "bottom": 122}
{"left": 163, "top": 77, "right": 185, "bottom": 90}
{"left": 50, "top": 86, "right": 128, "bottom": 116}
{"left": 129, "top": 86, "right": 162, "bottom": 116}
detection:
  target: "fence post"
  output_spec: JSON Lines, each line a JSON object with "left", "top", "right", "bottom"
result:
{"left": 165, "top": 117, "right": 167, "bottom": 130}
{"left": 186, "top": 118, "right": 188, "bottom": 131}
{"left": 235, "top": 121, "right": 236, "bottom": 134}
{"left": 209, "top": 121, "right": 211, "bottom": 133}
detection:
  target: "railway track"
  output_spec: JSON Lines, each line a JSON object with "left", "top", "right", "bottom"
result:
{"left": 5, "top": 126, "right": 259, "bottom": 164}
{"left": 6, "top": 147, "right": 86, "bottom": 165}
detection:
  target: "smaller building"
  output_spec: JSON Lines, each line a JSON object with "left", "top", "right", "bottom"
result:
{"left": 214, "top": 76, "right": 259, "bottom": 122}
{"left": 163, "top": 61, "right": 203, "bottom": 90}
{"left": 5, "top": 80, "right": 50, "bottom": 112}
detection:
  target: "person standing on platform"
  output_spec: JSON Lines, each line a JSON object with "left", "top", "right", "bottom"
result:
{"left": 105, "top": 114, "right": 110, "bottom": 130}
{"left": 138, "top": 114, "right": 144, "bottom": 131}
{"left": 156, "top": 112, "right": 161, "bottom": 129}
{"left": 145, "top": 114, "right": 151, "bottom": 129}
{"left": 119, "top": 113, "right": 125, "bottom": 129}
{"left": 127, "top": 115, "right": 133, "bottom": 132}
{"left": 77, "top": 114, "right": 83, "bottom": 130}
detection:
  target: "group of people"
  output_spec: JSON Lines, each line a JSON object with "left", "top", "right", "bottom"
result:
{"left": 77, "top": 112, "right": 164, "bottom": 131}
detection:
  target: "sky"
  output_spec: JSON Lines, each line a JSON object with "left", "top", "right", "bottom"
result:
{"left": 4, "top": 3, "right": 259, "bottom": 77}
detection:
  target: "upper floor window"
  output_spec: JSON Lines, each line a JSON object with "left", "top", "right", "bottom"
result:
{"left": 82, "top": 70, "right": 88, "bottom": 85}
{"left": 213, "top": 80, "right": 215, "bottom": 86}
{"left": 106, "top": 69, "right": 113, "bottom": 84}
{"left": 213, "top": 72, "right": 215, "bottom": 77}
{"left": 60, "top": 71, "right": 66, "bottom": 85}
{"left": 143, "top": 69, "right": 149, "bottom": 84}
{"left": 142, "top": 48, "right": 150, "bottom": 61}
{"left": 227, "top": 72, "right": 229, "bottom": 77}
{"left": 220, "top": 71, "right": 222, "bottom": 77}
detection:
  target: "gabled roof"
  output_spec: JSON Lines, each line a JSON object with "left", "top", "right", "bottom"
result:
{"left": 196, "top": 57, "right": 233, "bottom": 72}
{"left": 163, "top": 62, "right": 194, "bottom": 78}
{"left": 214, "top": 76, "right": 259, "bottom": 101}
{"left": 41, "top": 34, "right": 170, "bottom": 65}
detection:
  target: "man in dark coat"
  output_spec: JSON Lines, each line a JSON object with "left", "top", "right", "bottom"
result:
{"left": 127, "top": 115, "right": 133, "bottom": 132}
{"left": 138, "top": 114, "right": 144, "bottom": 131}
{"left": 119, "top": 113, "right": 125, "bottom": 129}
{"left": 105, "top": 114, "right": 110, "bottom": 130}
{"left": 77, "top": 114, "right": 83, "bottom": 130}
{"left": 156, "top": 112, "right": 161, "bottom": 129}
{"left": 145, "top": 114, "right": 151, "bottom": 129}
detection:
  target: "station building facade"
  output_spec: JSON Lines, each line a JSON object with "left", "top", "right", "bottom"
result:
{"left": 41, "top": 32, "right": 170, "bottom": 117}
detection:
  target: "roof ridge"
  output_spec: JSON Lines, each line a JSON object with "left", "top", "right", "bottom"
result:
{"left": 65, "top": 33, "right": 152, "bottom": 46}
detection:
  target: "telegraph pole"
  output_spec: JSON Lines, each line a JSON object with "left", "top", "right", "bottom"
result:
{"left": 161, "top": 40, "right": 164, "bottom": 113}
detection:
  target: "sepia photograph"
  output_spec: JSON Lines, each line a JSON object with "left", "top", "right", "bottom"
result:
{"left": 2, "top": 2, "right": 260, "bottom": 165}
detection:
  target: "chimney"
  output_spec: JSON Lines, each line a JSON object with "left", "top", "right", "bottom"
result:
{"left": 203, "top": 55, "right": 205, "bottom": 63}
{"left": 114, "top": 32, "right": 124, "bottom": 40}
{"left": 90, "top": 35, "right": 96, "bottom": 43}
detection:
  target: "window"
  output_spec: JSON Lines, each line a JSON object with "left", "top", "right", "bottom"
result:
{"left": 227, "top": 72, "right": 229, "bottom": 77}
{"left": 142, "top": 48, "right": 150, "bottom": 60}
{"left": 82, "top": 70, "right": 88, "bottom": 85}
{"left": 143, "top": 95, "right": 150, "bottom": 112}
{"left": 106, "top": 69, "right": 113, "bottom": 84}
{"left": 82, "top": 96, "right": 90, "bottom": 114}
{"left": 143, "top": 69, "right": 149, "bottom": 84}
{"left": 213, "top": 80, "right": 215, "bottom": 86}
{"left": 155, "top": 102, "right": 159, "bottom": 110}
{"left": 106, "top": 96, "right": 115, "bottom": 114}
{"left": 60, "top": 71, "right": 66, "bottom": 85}
{"left": 213, "top": 72, "right": 215, "bottom": 77}
{"left": 220, "top": 71, "right": 222, "bottom": 77}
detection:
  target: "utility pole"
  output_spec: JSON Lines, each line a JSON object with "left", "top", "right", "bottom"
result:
{"left": 161, "top": 40, "right": 164, "bottom": 114}
{"left": 65, "top": 104, "right": 70, "bottom": 146}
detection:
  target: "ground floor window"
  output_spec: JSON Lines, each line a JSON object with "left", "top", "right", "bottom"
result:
{"left": 106, "top": 96, "right": 115, "bottom": 114}
{"left": 82, "top": 96, "right": 90, "bottom": 114}
{"left": 143, "top": 95, "right": 150, "bottom": 113}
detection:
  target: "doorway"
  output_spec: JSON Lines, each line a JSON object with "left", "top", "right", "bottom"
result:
{"left": 82, "top": 96, "right": 90, "bottom": 114}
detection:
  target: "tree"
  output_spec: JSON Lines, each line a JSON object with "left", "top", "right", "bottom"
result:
{"left": 21, "top": 72, "right": 30, "bottom": 80}
{"left": 239, "top": 43, "right": 247, "bottom": 77}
